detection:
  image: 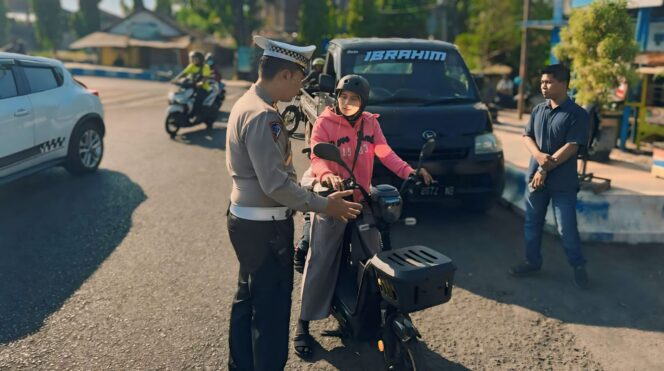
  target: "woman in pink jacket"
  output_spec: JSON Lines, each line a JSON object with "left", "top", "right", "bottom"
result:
{"left": 293, "top": 75, "right": 432, "bottom": 357}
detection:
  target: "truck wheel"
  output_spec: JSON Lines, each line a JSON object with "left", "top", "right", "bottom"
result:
{"left": 65, "top": 121, "right": 104, "bottom": 175}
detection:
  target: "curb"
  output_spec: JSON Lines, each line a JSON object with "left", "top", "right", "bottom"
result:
{"left": 502, "top": 163, "right": 664, "bottom": 244}
{"left": 66, "top": 64, "right": 253, "bottom": 87}
{"left": 68, "top": 67, "right": 164, "bottom": 81}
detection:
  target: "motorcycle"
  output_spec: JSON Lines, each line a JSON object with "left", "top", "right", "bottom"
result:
{"left": 313, "top": 138, "right": 457, "bottom": 370}
{"left": 280, "top": 91, "right": 303, "bottom": 136}
{"left": 165, "top": 78, "right": 225, "bottom": 138}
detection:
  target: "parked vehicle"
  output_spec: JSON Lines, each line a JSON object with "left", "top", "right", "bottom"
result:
{"left": 299, "top": 38, "right": 505, "bottom": 211}
{"left": 0, "top": 52, "right": 105, "bottom": 185}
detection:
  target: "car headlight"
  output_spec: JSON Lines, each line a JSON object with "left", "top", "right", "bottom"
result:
{"left": 475, "top": 133, "right": 502, "bottom": 154}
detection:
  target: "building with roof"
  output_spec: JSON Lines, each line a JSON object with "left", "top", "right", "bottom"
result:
{"left": 69, "top": 8, "right": 219, "bottom": 70}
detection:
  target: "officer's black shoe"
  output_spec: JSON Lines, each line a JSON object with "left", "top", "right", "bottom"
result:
{"left": 294, "top": 241, "right": 308, "bottom": 274}
{"left": 573, "top": 265, "right": 589, "bottom": 289}
{"left": 508, "top": 262, "right": 541, "bottom": 277}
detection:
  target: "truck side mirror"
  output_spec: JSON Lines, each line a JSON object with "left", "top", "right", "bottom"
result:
{"left": 319, "top": 74, "right": 335, "bottom": 93}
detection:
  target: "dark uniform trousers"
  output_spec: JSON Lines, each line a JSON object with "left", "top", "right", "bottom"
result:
{"left": 227, "top": 213, "right": 294, "bottom": 371}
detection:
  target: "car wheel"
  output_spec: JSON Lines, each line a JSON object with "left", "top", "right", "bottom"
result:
{"left": 65, "top": 121, "right": 104, "bottom": 175}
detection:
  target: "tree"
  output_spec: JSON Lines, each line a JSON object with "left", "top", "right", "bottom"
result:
{"left": 298, "top": 0, "right": 335, "bottom": 47}
{"left": 0, "top": 0, "right": 8, "bottom": 46}
{"left": 454, "top": 0, "right": 520, "bottom": 70}
{"left": 121, "top": 0, "right": 146, "bottom": 15}
{"left": 156, "top": 0, "right": 173, "bottom": 17}
{"left": 554, "top": 0, "right": 638, "bottom": 106}
{"left": 376, "top": 0, "right": 434, "bottom": 38}
{"left": 346, "top": 0, "right": 379, "bottom": 37}
{"left": 71, "top": 0, "right": 101, "bottom": 38}
{"left": 29, "top": 0, "right": 63, "bottom": 54}
{"left": 134, "top": 0, "right": 146, "bottom": 11}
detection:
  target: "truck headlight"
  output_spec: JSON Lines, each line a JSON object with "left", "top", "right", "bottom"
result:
{"left": 475, "top": 133, "right": 502, "bottom": 154}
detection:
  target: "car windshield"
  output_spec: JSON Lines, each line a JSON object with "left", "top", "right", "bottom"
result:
{"left": 343, "top": 48, "right": 479, "bottom": 105}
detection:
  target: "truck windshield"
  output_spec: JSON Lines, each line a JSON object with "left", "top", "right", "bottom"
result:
{"left": 345, "top": 49, "right": 479, "bottom": 105}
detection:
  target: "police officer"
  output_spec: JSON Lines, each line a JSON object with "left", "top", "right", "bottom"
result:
{"left": 225, "top": 36, "right": 362, "bottom": 370}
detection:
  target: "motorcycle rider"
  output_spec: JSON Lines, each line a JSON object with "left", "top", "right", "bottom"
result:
{"left": 303, "top": 57, "right": 324, "bottom": 94}
{"left": 205, "top": 52, "right": 223, "bottom": 83}
{"left": 293, "top": 74, "right": 433, "bottom": 358}
{"left": 171, "top": 50, "right": 211, "bottom": 118}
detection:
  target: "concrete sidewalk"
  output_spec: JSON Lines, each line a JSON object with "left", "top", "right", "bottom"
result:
{"left": 496, "top": 109, "right": 664, "bottom": 244}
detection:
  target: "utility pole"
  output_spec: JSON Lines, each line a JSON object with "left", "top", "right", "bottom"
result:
{"left": 517, "top": 0, "right": 529, "bottom": 119}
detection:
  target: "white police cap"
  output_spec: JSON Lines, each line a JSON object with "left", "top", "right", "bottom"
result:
{"left": 253, "top": 35, "right": 316, "bottom": 70}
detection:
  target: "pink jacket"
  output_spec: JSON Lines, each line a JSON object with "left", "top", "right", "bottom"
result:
{"left": 311, "top": 107, "right": 413, "bottom": 201}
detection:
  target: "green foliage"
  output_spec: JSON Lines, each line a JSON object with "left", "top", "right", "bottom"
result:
{"left": 346, "top": 0, "right": 379, "bottom": 37}
{"left": 554, "top": 0, "right": 638, "bottom": 106}
{"left": 0, "top": 0, "right": 8, "bottom": 45}
{"left": 71, "top": 0, "right": 101, "bottom": 38}
{"left": 298, "top": 0, "right": 336, "bottom": 47}
{"left": 156, "top": 0, "right": 173, "bottom": 17}
{"left": 29, "top": 0, "right": 63, "bottom": 52}
{"left": 454, "top": 0, "right": 520, "bottom": 70}
{"left": 174, "top": 0, "right": 261, "bottom": 47}
{"left": 376, "top": 0, "right": 433, "bottom": 38}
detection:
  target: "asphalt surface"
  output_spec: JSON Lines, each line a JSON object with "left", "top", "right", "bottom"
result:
{"left": 0, "top": 77, "right": 662, "bottom": 370}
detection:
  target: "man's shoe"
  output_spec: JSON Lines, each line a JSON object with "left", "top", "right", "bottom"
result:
{"left": 508, "top": 262, "right": 541, "bottom": 277}
{"left": 293, "top": 241, "right": 308, "bottom": 274}
{"left": 573, "top": 265, "right": 589, "bottom": 289}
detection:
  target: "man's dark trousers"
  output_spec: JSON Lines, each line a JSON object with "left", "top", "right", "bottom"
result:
{"left": 524, "top": 187, "right": 586, "bottom": 268}
{"left": 227, "top": 214, "right": 294, "bottom": 371}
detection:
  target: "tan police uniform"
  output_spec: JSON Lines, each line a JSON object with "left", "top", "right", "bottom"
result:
{"left": 225, "top": 35, "right": 325, "bottom": 371}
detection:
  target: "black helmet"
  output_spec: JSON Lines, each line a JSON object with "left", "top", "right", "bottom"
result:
{"left": 189, "top": 50, "right": 204, "bottom": 62}
{"left": 335, "top": 74, "right": 370, "bottom": 105}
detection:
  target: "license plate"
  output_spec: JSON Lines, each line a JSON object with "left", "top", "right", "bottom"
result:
{"left": 420, "top": 186, "right": 439, "bottom": 196}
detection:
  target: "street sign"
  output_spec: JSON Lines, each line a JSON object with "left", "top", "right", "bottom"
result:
{"left": 647, "top": 22, "right": 664, "bottom": 51}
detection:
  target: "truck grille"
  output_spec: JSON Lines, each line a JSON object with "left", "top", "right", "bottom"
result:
{"left": 397, "top": 148, "right": 469, "bottom": 161}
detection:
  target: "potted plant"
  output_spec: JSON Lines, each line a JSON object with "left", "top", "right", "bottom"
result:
{"left": 554, "top": 0, "right": 639, "bottom": 162}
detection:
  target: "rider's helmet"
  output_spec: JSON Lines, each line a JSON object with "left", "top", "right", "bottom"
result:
{"left": 189, "top": 50, "right": 204, "bottom": 65}
{"left": 334, "top": 74, "right": 370, "bottom": 121}
{"left": 312, "top": 57, "right": 324, "bottom": 72}
{"left": 335, "top": 74, "right": 370, "bottom": 104}
{"left": 205, "top": 52, "right": 215, "bottom": 66}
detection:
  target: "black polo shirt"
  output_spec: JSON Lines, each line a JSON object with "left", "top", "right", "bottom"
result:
{"left": 524, "top": 98, "right": 589, "bottom": 192}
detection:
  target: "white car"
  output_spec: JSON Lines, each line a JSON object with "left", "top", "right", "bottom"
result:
{"left": 0, "top": 52, "right": 105, "bottom": 185}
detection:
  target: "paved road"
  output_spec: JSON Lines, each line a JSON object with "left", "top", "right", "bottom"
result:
{"left": 0, "top": 77, "right": 662, "bottom": 370}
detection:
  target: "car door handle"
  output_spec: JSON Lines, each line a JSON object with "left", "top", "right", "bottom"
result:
{"left": 14, "top": 109, "right": 30, "bottom": 117}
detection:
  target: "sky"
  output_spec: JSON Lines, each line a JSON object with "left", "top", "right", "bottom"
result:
{"left": 60, "top": 0, "right": 157, "bottom": 17}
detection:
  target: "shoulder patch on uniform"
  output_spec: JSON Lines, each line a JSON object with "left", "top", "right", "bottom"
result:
{"left": 270, "top": 121, "right": 282, "bottom": 141}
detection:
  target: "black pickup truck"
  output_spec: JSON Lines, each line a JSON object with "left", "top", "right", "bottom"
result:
{"left": 300, "top": 38, "right": 505, "bottom": 210}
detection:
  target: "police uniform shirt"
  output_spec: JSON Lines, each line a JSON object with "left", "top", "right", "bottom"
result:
{"left": 524, "top": 98, "right": 589, "bottom": 192}
{"left": 226, "top": 84, "right": 328, "bottom": 212}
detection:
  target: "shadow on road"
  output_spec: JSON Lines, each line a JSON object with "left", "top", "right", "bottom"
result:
{"left": 0, "top": 168, "right": 146, "bottom": 343}
{"left": 391, "top": 203, "right": 664, "bottom": 334}
{"left": 296, "top": 335, "right": 469, "bottom": 370}
{"left": 175, "top": 127, "right": 227, "bottom": 150}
